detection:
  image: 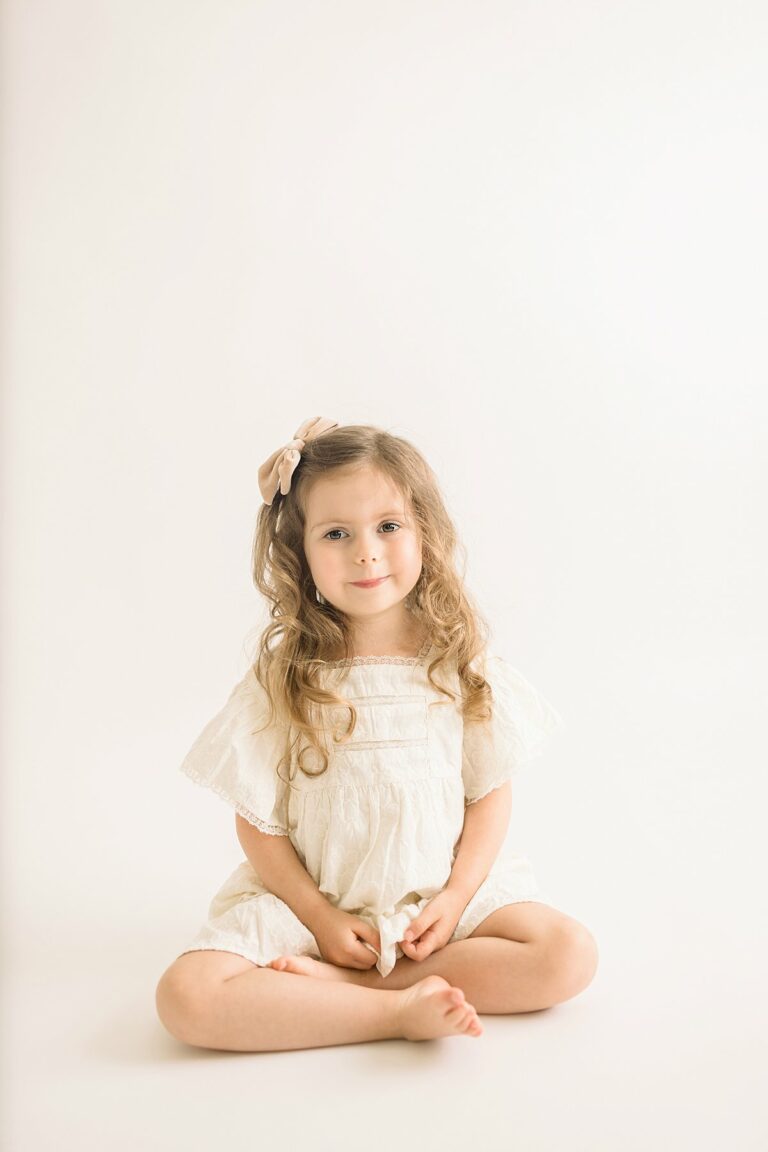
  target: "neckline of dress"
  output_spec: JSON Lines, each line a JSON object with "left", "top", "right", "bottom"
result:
{"left": 324, "top": 636, "right": 433, "bottom": 668}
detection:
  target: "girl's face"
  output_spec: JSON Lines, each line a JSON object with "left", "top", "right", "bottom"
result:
{"left": 302, "top": 465, "right": 423, "bottom": 625}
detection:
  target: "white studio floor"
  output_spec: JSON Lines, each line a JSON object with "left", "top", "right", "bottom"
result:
{"left": 3, "top": 897, "right": 764, "bottom": 1152}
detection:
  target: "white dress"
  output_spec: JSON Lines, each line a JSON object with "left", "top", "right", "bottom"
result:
{"left": 177, "top": 640, "right": 562, "bottom": 978}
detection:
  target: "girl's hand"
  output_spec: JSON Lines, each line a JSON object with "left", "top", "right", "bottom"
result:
{"left": 399, "top": 889, "right": 466, "bottom": 962}
{"left": 307, "top": 904, "right": 382, "bottom": 970}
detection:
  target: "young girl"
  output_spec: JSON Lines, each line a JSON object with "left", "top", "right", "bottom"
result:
{"left": 156, "top": 417, "right": 598, "bottom": 1052}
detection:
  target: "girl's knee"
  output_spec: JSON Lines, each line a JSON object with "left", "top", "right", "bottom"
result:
{"left": 544, "top": 923, "right": 599, "bottom": 1001}
{"left": 156, "top": 950, "right": 260, "bottom": 1046}
{"left": 155, "top": 959, "right": 211, "bottom": 1046}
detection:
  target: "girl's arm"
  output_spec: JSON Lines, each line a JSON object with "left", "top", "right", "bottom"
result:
{"left": 445, "top": 782, "right": 513, "bottom": 905}
{"left": 235, "top": 814, "right": 331, "bottom": 932}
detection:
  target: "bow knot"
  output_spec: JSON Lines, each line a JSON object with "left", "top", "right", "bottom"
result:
{"left": 257, "top": 416, "right": 339, "bottom": 505}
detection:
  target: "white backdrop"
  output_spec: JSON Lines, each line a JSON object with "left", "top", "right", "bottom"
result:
{"left": 2, "top": 2, "right": 766, "bottom": 1149}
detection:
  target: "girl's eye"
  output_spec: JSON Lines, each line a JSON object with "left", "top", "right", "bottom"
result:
{"left": 324, "top": 522, "right": 401, "bottom": 541}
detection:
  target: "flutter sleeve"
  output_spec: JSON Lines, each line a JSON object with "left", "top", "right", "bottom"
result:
{"left": 179, "top": 668, "right": 290, "bottom": 836}
{"left": 462, "top": 654, "right": 563, "bottom": 806}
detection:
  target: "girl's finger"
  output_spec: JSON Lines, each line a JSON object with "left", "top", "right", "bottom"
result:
{"left": 357, "top": 929, "right": 381, "bottom": 952}
{"left": 412, "top": 931, "right": 439, "bottom": 956}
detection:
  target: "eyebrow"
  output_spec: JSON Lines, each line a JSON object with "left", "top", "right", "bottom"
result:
{"left": 311, "top": 510, "right": 407, "bottom": 531}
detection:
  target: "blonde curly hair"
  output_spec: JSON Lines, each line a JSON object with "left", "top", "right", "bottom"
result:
{"left": 247, "top": 423, "right": 493, "bottom": 784}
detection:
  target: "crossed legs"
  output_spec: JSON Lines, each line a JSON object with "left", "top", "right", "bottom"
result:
{"left": 275, "top": 901, "right": 599, "bottom": 1013}
{"left": 156, "top": 902, "right": 598, "bottom": 1051}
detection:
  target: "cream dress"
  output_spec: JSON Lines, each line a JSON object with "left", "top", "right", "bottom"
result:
{"left": 177, "top": 640, "right": 562, "bottom": 978}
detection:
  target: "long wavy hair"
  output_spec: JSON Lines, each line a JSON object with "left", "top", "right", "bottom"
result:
{"left": 247, "top": 423, "right": 493, "bottom": 784}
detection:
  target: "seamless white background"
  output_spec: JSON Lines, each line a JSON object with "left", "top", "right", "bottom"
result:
{"left": 2, "top": 2, "right": 766, "bottom": 1149}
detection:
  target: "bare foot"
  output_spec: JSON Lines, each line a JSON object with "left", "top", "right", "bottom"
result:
{"left": 269, "top": 955, "right": 352, "bottom": 983}
{"left": 396, "top": 975, "right": 483, "bottom": 1041}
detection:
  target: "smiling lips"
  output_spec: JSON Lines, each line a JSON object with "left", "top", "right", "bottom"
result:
{"left": 351, "top": 576, "right": 388, "bottom": 588}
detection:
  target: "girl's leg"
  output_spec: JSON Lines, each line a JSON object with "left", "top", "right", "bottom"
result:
{"left": 353, "top": 936, "right": 565, "bottom": 1011}
{"left": 273, "top": 905, "right": 597, "bottom": 1013}
{"left": 155, "top": 949, "right": 483, "bottom": 1052}
{"left": 289, "top": 937, "right": 560, "bottom": 1011}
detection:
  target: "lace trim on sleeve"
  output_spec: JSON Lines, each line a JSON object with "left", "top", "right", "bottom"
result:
{"left": 182, "top": 762, "right": 290, "bottom": 836}
{"left": 464, "top": 778, "right": 510, "bottom": 807}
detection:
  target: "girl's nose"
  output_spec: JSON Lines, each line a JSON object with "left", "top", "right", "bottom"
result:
{"left": 357, "top": 531, "right": 381, "bottom": 563}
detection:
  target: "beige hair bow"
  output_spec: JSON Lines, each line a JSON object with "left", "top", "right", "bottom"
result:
{"left": 257, "top": 416, "right": 339, "bottom": 505}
